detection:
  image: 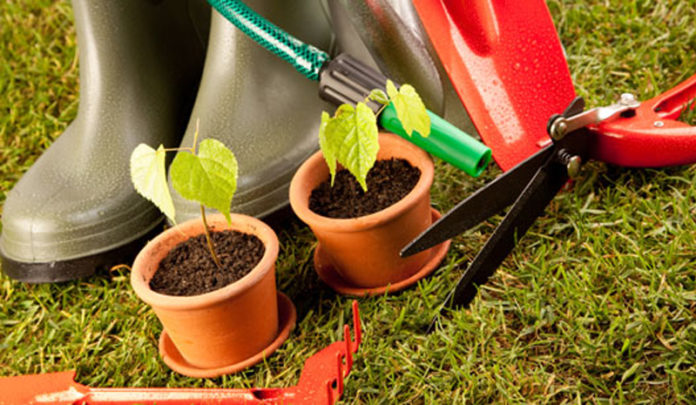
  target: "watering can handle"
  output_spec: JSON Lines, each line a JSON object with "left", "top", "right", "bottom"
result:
{"left": 590, "top": 74, "right": 696, "bottom": 167}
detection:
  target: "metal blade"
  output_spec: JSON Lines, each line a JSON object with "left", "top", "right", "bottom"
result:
{"left": 401, "top": 146, "right": 553, "bottom": 257}
{"left": 563, "top": 96, "right": 586, "bottom": 118}
{"left": 441, "top": 151, "right": 569, "bottom": 311}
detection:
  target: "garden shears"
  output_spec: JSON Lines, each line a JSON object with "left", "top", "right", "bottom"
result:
{"left": 401, "top": 75, "right": 696, "bottom": 318}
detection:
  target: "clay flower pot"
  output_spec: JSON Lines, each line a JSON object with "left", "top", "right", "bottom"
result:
{"left": 130, "top": 213, "right": 295, "bottom": 378}
{"left": 289, "top": 132, "right": 450, "bottom": 295}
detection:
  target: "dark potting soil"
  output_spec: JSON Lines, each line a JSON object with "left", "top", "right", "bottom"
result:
{"left": 309, "top": 158, "right": 421, "bottom": 218}
{"left": 149, "top": 230, "right": 265, "bottom": 296}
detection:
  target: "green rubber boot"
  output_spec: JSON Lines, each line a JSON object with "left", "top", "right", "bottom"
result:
{"left": 169, "top": 0, "right": 333, "bottom": 222}
{"left": 0, "top": 0, "right": 209, "bottom": 282}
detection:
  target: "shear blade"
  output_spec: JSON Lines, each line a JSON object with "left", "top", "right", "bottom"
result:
{"left": 400, "top": 146, "right": 554, "bottom": 257}
{"left": 442, "top": 156, "right": 570, "bottom": 311}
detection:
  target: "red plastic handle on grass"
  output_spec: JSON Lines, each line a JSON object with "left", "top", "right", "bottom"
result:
{"left": 591, "top": 74, "right": 696, "bottom": 167}
{"left": 0, "top": 302, "right": 362, "bottom": 405}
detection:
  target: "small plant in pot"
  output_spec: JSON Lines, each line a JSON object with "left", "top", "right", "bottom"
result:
{"left": 128, "top": 123, "right": 295, "bottom": 378}
{"left": 289, "top": 81, "right": 452, "bottom": 296}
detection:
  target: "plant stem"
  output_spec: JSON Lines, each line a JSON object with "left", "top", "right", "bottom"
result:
{"left": 200, "top": 204, "right": 222, "bottom": 269}
{"left": 375, "top": 101, "right": 390, "bottom": 117}
{"left": 363, "top": 91, "right": 391, "bottom": 116}
{"left": 192, "top": 118, "right": 221, "bottom": 268}
{"left": 192, "top": 118, "right": 200, "bottom": 153}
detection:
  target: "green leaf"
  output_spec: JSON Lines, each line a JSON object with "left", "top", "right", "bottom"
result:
{"left": 170, "top": 139, "right": 238, "bottom": 224}
{"left": 386, "top": 80, "right": 431, "bottom": 137}
{"left": 318, "top": 111, "right": 337, "bottom": 185}
{"left": 385, "top": 79, "right": 399, "bottom": 100}
{"left": 130, "top": 144, "right": 175, "bottom": 223}
{"left": 368, "top": 89, "right": 389, "bottom": 105}
{"left": 322, "top": 102, "right": 379, "bottom": 191}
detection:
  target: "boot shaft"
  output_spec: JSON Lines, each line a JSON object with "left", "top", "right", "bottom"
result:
{"left": 170, "top": 0, "right": 334, "bottom": 220}
{"left": 72, "top": 0, "right": 209, "bottom": 128}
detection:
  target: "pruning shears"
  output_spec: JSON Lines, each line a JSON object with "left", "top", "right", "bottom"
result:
{"left": 401, "top": 75, "right": 696, "bottom": 322}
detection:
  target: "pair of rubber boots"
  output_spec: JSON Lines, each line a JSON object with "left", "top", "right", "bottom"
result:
{"left": 1, "top": 0, "right": 477, "bottom": 283}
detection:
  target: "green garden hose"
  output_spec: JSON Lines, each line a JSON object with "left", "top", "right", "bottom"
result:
{"left": 207, "top": 0, "right": 329, "bottom": 80}
{"left": 206, "top": 0, "right": 492, "bottom": 177}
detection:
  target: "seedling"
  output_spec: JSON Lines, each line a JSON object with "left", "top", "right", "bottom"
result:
{"left": 130, "top": 121, "right": 238, "bottom": 268}
{"left": 318, "top": 79, "right": 431, "bottom": 191}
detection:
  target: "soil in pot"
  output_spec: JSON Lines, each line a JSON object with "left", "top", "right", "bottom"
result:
{"left": 149, "top": 230, "right": 265, "bottom": 296}
{"left": 309, "top": 158, "right": 421, "bottom": 218}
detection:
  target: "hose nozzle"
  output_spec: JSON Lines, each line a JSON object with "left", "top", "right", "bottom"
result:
{"left": 319, "top": 54, "right": 491, "bottom": 177}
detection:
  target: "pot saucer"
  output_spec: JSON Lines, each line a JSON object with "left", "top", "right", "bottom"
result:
{"left": 314, "top": 208, "right": 451, "bottom": 296}
{"left": 159, "top": 292, "right": 296, "bottom": 378}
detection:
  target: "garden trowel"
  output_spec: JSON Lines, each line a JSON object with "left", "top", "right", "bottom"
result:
{"left": 412, "top": 0, "right": 577, "bottom": 170}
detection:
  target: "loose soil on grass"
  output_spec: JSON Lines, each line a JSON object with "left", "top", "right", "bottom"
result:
{"left": 309, "top": 158, "right": 421, "bottom": 218}
{"left": 149, "top": 230, "right": 265, "bottom": 296}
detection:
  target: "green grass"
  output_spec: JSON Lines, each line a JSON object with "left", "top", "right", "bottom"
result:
{"left": 2, "top": 0, "right": 695, "bottom": 403}
{"left": 683, "top": 99, "right": 696, "bottom": 126}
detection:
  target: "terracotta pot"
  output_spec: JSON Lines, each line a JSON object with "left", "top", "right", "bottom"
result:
{"left": 130, "top": 213, "right": 279, "bottom": 369}
{"left": 289, "top": 132, "right": 435, "bottom": 288}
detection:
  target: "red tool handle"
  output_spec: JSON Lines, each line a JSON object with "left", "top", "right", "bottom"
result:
{"left": 0, "top": 302, "right": 362, "bottom": 405}
{"left": 591, "top": 74, "right": 696, "bottom": 167}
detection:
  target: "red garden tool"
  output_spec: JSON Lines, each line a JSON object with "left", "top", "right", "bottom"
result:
{"left": 0, "top": 301, "right": 362, "bottom": 405}
{"left": 592, "top": 75, "right": 696, "bottom": 167}
{"left": 401, "top": 77, "right": 696, "bottom": 324}
{"left": 403, "top": 0, "right": 696, "bottom": 323}
{"left": 412, "top": 0, "right": 577, "bottom": 171}
{"left": 413, "top": 0, "right": 696, "bottom": 171}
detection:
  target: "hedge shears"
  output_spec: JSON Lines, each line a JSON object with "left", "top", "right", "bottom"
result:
{"left": 402, "top": 75, "right": 696, "bottom": 322}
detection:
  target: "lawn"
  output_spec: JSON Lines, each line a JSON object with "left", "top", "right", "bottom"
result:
{"left": 1, "top": 0, "right": 695, "bottom": 403}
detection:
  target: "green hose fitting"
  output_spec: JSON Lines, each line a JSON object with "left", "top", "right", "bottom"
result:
{"left": 207, "top": 0, "right": 329, "bottom": 80}
{"left": 380, "top": 103, "right": 492, "bottom": 177}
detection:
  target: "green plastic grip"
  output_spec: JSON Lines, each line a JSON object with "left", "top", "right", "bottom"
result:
{"left": 379, "top": 104, "right": 492, "bottom": 177}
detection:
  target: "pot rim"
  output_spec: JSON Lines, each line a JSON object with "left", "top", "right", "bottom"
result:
{"left": 130, "top": 213, "right": 279, "bottom": 311}
{"left": 289, "top": 132, "right": 434, "bottom": 232}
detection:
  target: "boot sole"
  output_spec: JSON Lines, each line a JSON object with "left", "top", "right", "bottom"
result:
{"left": 1, "top": 219, "right": 164, "bottom": 284}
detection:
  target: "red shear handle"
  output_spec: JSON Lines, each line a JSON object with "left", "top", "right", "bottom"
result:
{"left": 591, "top": 74, "right": 696, "bottom": 167}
